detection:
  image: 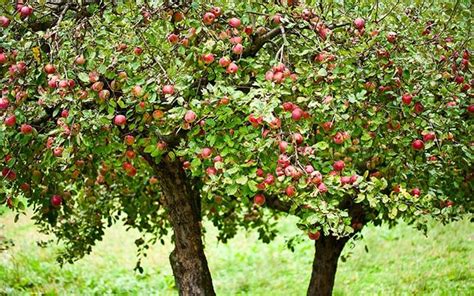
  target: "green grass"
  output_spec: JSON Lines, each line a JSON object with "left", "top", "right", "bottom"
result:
{"left": 0, "top": 211, "right": 472, "bottom": 295}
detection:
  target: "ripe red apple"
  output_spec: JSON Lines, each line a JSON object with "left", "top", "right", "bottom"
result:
{"left": 386, "top": 32, "right": 397, "bottom": 43}
{"left": 226, "top": 62, "right": 238, "bottom": 74}
{"left": 156, "top": 141, "right": 167, "bottom": 150}
{"left": 184, "top": 110, "right": 197, "bottom": 123}
{"left": 125, "top": 150, "right": 136, "bottom": 159}
{"left": 51, "top": 195, "right": 62, "bottom": 207}
{"left": 134, "top": 47, "right": 143, "bottom": 55}
{"left": 206, "top": 166, "right": 217, "bottom": 175}
{"left": 467, "top": 105, "right": 474, "bottom": 113}
{"left": 285, "top": 185, "right": 296, "bottom": 197}
{"left": 232, "top": 44, "right": 243, "bottom": 55}
{"left": 219, "top": 57, "right": 231, "bottom": 67}
{"left": 264, "top": 173, "right": 275, "bottom": 185}
{"left": 272, "top": 14, "right": 282, "bottom": 24}
{"left": 44, "top": 64, "right": 56, "bottom": 74}
{"left": 114, "top": 115, "right": 126, "bottom": 126}
{"left": 291, "top": 108, "right": 303, "bottom": 120}
{"left": 162, "top": 84, "right": 175, "bottom": 95}
{"left": 454, "top": 75, "right": 464, "bottom": 84}
{"left": 0, "top": 16, "right": 10, "bottom": 28}
{"left": 414, "top": 102, "right": 424, "bottom": 114}
{"left": 4, "top": 115, "right": 16, "bottom": 127}
{"left": 183, "top": 161, "right": 191, "bottom": 169}
{"left": 20, "top": 124, "right": 33, "bottom": 134}
{"left": 228, "top": 17, "right": 241, "bottom": 28}
{"left": 0, "top": 53, "right": 6, "bottom": 64}
{"left": 2, "top": 168, "right": 16, "bottom": 180}
{"left": 202, "top": 53, "right": 215, "bottom": 64}
{"left": 201, "top": 147, "right": 212, "bottom": 159}
{"left": 203, "top": 12, "right": 216, "bottom": 25}
{"left": 292, "top": 133, "right": 303, "bottom": 145}
{"left": 53, "top": 147, "right": 63, "bottom": 157}
{"left": 333, "top": 160, "right": 345, "bottom": 171}
{"left": 423, "top": 132, "right": 435, "bottom": 142}
{"left": 20, "top": 6, "right": 33, "bottom": 18}
{"left": 411, "top": 188, "right": 421, "bottom": 197}
{"left": 282, "top": 102, "right": 295, "bottom": 112}
{"left": 211, "top": 7, "right": 222, "bottom": 17}
{"left": 340, "top": 176, "right": 351, "bottom": 185}
{"left": 411, "top": 139, "right": 424, "bottom": 150}
{"left": 167, "top": 33, "right": 179, "bottom": 44}
{"left": 254, "top": 194, "right": 265, "bottom": 206}
{"left": 353, "top": 17, "right": 365, "bottom": 30}
{"left": 256, "top": 168, "right": 264, "bottom": 177}
{"left": 318, "top": 183, "right": 327, "bottom": 193}
{"left": 308, "top": 231, "right": 321, "bottom": 240}
{"left": 0, "top": 97, "right": 9, "bottom": 109}
{"left": 402, "top": 93, "right": 413, "bottom": 105}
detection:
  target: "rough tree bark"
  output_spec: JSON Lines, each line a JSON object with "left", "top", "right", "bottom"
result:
{"left": 307, "top": 235, "right": 349, "bottom": 296}
{"left": 155, "top": 157, "right": 215, "bottom": 296}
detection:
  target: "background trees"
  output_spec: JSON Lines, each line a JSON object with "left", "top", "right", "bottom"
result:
{"left": 1, "top": 0, "right": 472, "bottom": 295}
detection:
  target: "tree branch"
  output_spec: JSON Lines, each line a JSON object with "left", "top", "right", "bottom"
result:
{"left": 241, "top": 26, "right": 283, "bottom": 58}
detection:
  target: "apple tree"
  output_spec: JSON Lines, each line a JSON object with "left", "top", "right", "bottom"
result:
{"left": 1, "top": 0, "right": 472, "bottom": 295}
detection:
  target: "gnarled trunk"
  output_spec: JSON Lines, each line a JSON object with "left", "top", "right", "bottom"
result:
{"left": 307, "top": 235, "right": 348, "bottom": 296}
{"left": 156, "top": 157, "right": 215, "bottom": 296}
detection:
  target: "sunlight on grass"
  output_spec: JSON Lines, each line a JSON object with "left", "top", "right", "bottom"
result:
{"left": 1, "top": 211, "right": 472, "bottom": 295}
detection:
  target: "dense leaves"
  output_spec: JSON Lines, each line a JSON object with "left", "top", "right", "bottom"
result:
{"left": 1, "top": 0, "right": 472, "bottom": 264}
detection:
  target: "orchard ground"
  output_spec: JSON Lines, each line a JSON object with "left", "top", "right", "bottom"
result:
{"left": 0, "top": 210, "right": 472, "bottom": 295}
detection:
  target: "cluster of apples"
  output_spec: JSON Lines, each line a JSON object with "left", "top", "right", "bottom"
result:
{"left": 265, "top": 63, "right": 297, "bottom": 84}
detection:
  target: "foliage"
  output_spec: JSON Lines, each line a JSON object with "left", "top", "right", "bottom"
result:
{"left": 0, "top": 0, "right": 472, "bottom": 264}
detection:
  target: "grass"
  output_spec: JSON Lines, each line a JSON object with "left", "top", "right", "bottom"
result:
{"left": 0, "top": 210, "right": 472, "bottom": 295}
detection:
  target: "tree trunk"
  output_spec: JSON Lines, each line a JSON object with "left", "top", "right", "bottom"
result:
{"left": 307, "top": 235, "right": 349, "bottom": 296}
{"left": 156, "top": 157, "right": 215, "bottom": 296}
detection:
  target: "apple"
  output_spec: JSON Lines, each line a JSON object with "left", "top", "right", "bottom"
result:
{"left": 226, "top": 62, "right": 238, "bottom": 74}
{"left": 20, "top": 124, "right": 33, "bottom": 134}
{"left": 411, "top": 139, "right": 424, "bottom": 150}
{"left": 99, "top": 89, "right": 110, "bottom": 100}
{"left": 386, "top": 31, "right": 397, "bottom": 43}
{"left": 423, "top": 132, "right": 435, "bottom": 142}
{"left": 264, "top": 174, "right": 275, "bottom": 185}
{"left": 167, "top": 33, "right": 179, "bottom": 44}
{"left": 211, "top": 7, "right": 222, "bottom": 17}
{"left": 219, "top": 57, "right": 231, "bottom": 67}
{"left": 156, "top": 141, "right": 167, "bottom": 150}
{"left": 254, "top": 194, "right": 265, "bottom": 205}
{"left": 411, "top": 188, "right": 421, "bottom": 197}
{"left": 340, "top": 176, "right": 351, "bottom": 185}
{"left": 2, "top": 168, "right": 16, "bottom": 180}
{"left": 286, "top": 185, "right": 296, "bottom": 197}
{"left": 132, "top": 85, "right": 142, "bottom": 97}
{"left": 272, "top": 14, "right": 282, "bottom": 24}
{"left": 333, "top": 160, "right": 345, "bottom": 171}
{"left": 318, "top": 182, "right": 327, "bottom": 193}
{"left": 0, "top": 53, "right": 6, "bottom": 64}
{"left": 467, "top": 105, "right": 474, "bottom": 113}
{"left": 414, "top": 102, "right": 424, "bottom": 114}
{"left": 53, "top": 147, "right": 63, "bottom": 157}
{"left": 4, "top": 115, "right": 16, "bottom": 127}
{"left": 228, "top": 17, "right": 241, "bottom": 28}
{"left": 292, "top": 133, "right": 303, "bottom": 144}
{"left": 213, "top": 155, "right": 223, "bottom": 163}
{"left": 333, "top": 132, "right": 344, "bottom": 144}
{"left": 0, "top": 16, "right": 10, "bottom": 28}
{"left": 206, "top": 166, "right": 217, "bottom": 175}
{"left": 124, "top": 135, "right": 135, "bottom": 145}
{"left": 282, "top": 102, "right": 295, "bottom": 112}
{"left": 232, "top": 44, "right": 243, "bottom": 55}
{"left": 203, "top": 12, "right": 216, "bottom": 25}
{"left": 230, "top": 36, "right": 242, "bottom": 44}
{"left": 353, "top": 17, "right": 365, "bottom": 30}
{"left": 201, "top": 147, "right": 212, "bottom": 159}
{"left": 202, "top": 53, "right": 215, "bottom": 64}
{"left": 162, "top": 84, "right": 175, "bottom": 95}
{"left": 291, "top": 107, "right": 305, "bottom": 120}
{"left": 184, "top": 110, "right": 197, "bottom": 123}
{"left": 308, "top": 231, "right": 321, "bottom": 240}
{"left": 183, "top": 161, "right": 191, "bottom": 169}
{"left": 114, "top": 115, "right": 126, "bottom": 126}
{"left": 256, "top": 168, "right": 264, "bottom": 177}
{"left": 402, "top": 93, "right": 413, "bottom": 105}
{"left": 20, "top": 6, "right": 33, "bottom": 18}
{"left": 75, "top": 55, "right": 86, "bottom": 65}
{"left": 50, "top": 195, "right": 62, "bottom": 207}
{"left": 44, "top": 64, "right": 56, "bottom": 74}
{"left": 0, "top": 97, "right": 9, "bottom": 109}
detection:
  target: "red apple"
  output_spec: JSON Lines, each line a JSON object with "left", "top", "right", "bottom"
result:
{"left": 256, "top": 168, "right": 264, "bottom": 177}
{"left": 162, "top": 84, "right": 175, "bottom": 95}
{"left": 333, "top": 160, "right": 345, "bottom": 171}
{"left": 232, "top": 44, "right": 243, "bottom": 55}
{"left": 219, "top": 57, "right": 231, "bottom": 67}
{"left": 211, "top": 7, "right": 222, "bottom": 17}
{"left": 291, "top": 108, "right": 303, "bottom": 120}
{"left": 51, "top": 195, "right": 62, "bottom": 207}
{"left": 387, "top": 31, "right": 397, "bottom": 43}
{"left": 124, "top": 135, "right": 135, "bottom": 145}
{"left": 4, "top": 115, "right": 16, "bottom": 127}
{"left": 353, "top": 17, "right": 365, "bottom": 30}
{"left": 0, "top": 97, "right": 9, "bottom": 109}
{"left": 285, "top": 185, "right": 296, "bottom": 197}
{"left": 167, "top": 33, "right": 179, "bottom": 44}
{"left": 411, "top": 188, "right": 421, "bottom": 197}
{"left": 114, "top": 115, "right": 126, "bottom": 126}
{"left": 402, "top": 93, "right": 413, "bottom": 105}
{"left": 201, "top": 147, "right": 212, "bottom": 159}
{"left": 0, "top": 53, "right": 6, "bottom": 64}
{"left": 318, "top": 183, "right": 328, "bottom": 193}
{"left": 134, "top": 47, "right": 143, "bottom": 55}
{"left": 20, "top": 6, "right": 33, "bottom": 18}
{"left": 228, "top": 17, "right": 241, "bottom": 28}
{"left": 44, "top": 64, "right": 56, "bottom": 74}
{"left": 203, "top": 12, "right": 216, "bottom": 25}
{"left": 411, "top": 139, "right": 424, "bottom": 150}
{"left": 20, "top": 124, "right": 33, "bottom": 134}
{"left": 2, "top": 168, "right": 16, "bottom": 180}
{"left": 184, "top": 110, "right": 197, "bottom": 123}
{"left": 0, "top": 16, "right": 10, "bottom": 28}
{"left": 423, "top": 132, "right": 435, "bottom": 142}
{"left": 254, "top": 194, "right": 265, "bottom": 205}
{"left": 202, "top": 53, "right": 215, "bottom": 64}
{"left": 226, "top": 62, "right": 238, "bottom": 74}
